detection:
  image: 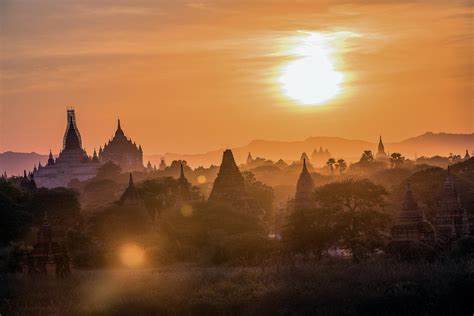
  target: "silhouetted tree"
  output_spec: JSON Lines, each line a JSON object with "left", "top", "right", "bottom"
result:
{"left": 327, "top": 158, "right": 336, "bottom": 174}
{"left": 390, "top": 152, "right": 405, "bottom": 168}
{"left": 336, "top": 159, "right": 347, "bottom": 174}
{"left": 359, "top": 150, "right": 374, "bottom": 164}
{"left": 314, "top": 179, "right": 389, "bottom": 262}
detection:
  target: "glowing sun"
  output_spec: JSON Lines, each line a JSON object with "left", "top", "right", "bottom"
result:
{"left": 279, "top": 32, "right": 344, "bottom": 106}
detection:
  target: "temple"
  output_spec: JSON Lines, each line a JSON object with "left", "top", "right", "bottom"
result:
{"left": 311, "top": 146, "right": 331, "bottom": 167}
{"left": 390, "top": 182, "right": 435, "bottom": 245}
{"left": 99, "top": 119, "right": 144, "bottom": 171}
{"left": 120, "top": 173, "right": 142, "bottom": 205}
{"left": 464, "top": 149, "right": 471, "bottom": 160}
{"left": 293, "top": 159, "right": 315, "bottom": 211}
{"left": 376, "top": 136, "right": 388, "bottom": 159}
{"left": 34, "top": 109, "right": 100, "bottom": 188}
{"left": 209, "top": 149, "right": 261, "bottom": 215}
{"left": 176, "top": 163, "right": 191, "bottom": 201}
{"left": 434, "top": 166, "right": 470, "bottom": 245}
{"left": 23, "top": 212, "right": 70, "bottom": 277}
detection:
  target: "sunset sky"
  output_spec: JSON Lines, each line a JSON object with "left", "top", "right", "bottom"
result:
{"left": 1, "top": 0, "right": 472, "bottom": 155}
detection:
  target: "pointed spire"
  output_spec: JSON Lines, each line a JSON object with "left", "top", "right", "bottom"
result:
{"left": 23, "top": 170, "right": 27, "bottom": 178}
{"left": 118, "top": 118, "right": 121, "bottom": 130}
{"left": 129, "top": 173, "right": 134, "bottom": 187}
{"left": 179, "top": 162, "right": 185, "bottom": 180}
{"left": 303, "top": 158, "right": 308, "bottom": 172}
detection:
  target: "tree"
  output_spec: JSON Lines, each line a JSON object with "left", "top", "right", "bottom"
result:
{"left": 390, "top": 152, "right": 405, "bottom": 168}
{"left": 314, "top": 179, "right": 389, "bottom": 262}
{"left": 359, "top": 151, "right": 374, "bottom": 164}
{"left": 242, "top": 171, "right": 275, "bottom": 233}
{"left": 283, "top": 207, "right": 338, "bottom": 258}
{"left": 327, "top": 158, "right": 336, "bottom": 174}
{"left": 336, "top": 159, "right": 347, "bottom": 174}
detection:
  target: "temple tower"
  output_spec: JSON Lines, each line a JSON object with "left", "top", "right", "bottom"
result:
{"left": 120, "top": 173, "right": 142, "bottom": 206}
{"left": 390, "top": 182, "right": 435, "bottom": 244}
{"left": 435, "top": 166, "right": 469, "bottom": 245}
{"left": 376, "top": 135, "right": 387, "bottom": 158}
{"left": 209, "top": 149, "right": 261, "bottom": 214}
{"left": 294, "top": 159, "right": 315, "bottom": 211}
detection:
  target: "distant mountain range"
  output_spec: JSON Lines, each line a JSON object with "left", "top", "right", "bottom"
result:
{"left": 1, "top": 132, "right": 472, "bottom": 175}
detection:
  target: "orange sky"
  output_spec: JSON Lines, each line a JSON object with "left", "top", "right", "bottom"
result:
{"left": 1, "top": 0, "right": 472, "bottom": 155}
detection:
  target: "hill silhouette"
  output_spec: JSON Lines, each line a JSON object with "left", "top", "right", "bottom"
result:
{"left": 1, "top": 132, "right": 472, "bottom": 174}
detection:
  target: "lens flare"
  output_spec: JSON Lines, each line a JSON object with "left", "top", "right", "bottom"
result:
{"left": 180, "top": 203, "right": 193, "bottom": 217}
{"left": 119, "top": 243, "right": 145, "bottom": 268}
{"left": 197, "top": 175, "right": 207, "bottom": 184}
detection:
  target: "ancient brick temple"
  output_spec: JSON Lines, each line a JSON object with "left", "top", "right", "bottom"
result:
{"left": 293, "top": 159, "right": 315, "bottom": 211}
{"left": 391, "top": 182, "right": 435, "bottom": 245}
{"left": 99, "top": 119, "right": 144, "bottom": 171}
{"left": 209, "top": 149, "right": 261, "bottom": 214}
{"left": 435, "top": 166, "right": 470, "bottom": 245}
{"left": 24, "top": 212, "right": 70, "bottom": 277}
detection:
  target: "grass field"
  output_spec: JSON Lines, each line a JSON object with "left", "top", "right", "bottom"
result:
{"left": 1, "top": 258, "right": 473, "bottom": 315}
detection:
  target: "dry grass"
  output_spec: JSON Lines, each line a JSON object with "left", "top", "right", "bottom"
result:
{"left": 1, "top": 258, "right": 473, "bottom": 315}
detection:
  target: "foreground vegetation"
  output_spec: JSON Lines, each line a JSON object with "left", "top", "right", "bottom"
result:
{"left": 1, "top": 258, "right": 473, "bottom": 315}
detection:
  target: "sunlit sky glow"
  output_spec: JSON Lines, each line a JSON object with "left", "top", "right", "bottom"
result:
{"left": 0, "top": 0, "right": 472, "bottom": 155}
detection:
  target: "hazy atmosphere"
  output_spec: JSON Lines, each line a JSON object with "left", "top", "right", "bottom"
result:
{"left": 1, "top": 0, "right": 472, "bottom": 155}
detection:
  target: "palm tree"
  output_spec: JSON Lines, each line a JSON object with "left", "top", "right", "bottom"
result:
{"left": 360, "top": 150, "right": 374, "bottom": 163}
{"left": 390, "top": 152, "right": 405, "bottom": 168}
{"left": 327, "top": 158, "right": 336, "bottom": 174}
{"left": 336, "top": 159, "right": 347, "bottom": 174}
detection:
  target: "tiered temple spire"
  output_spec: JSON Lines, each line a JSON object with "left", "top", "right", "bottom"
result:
{"left": 294, "top": 159, "right": 315, "bottom": 211}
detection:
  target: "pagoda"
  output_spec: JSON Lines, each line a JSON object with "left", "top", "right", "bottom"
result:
{"left": 33, "top": 109, "right": 100, "bottom": 188}
{"left": 294, "top": 159, "right": 315, "bottom": 211}
{"left": 209, "top": 149, "right": 261, "bottom": 214}
{"left": 376, "top": 136, "right": 388, "bottom": 159}
{"left": 100, "top": 119, "right": 144, "bottom": 171}
{"left": 435, "top": 166, "right": 470, "bottom": 245}
{"left": 390, "top": 182, "right": 435, "bottom": 245}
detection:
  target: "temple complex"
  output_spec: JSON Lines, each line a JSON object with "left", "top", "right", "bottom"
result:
{"left": 246, "top": 152, "right": 254, "bottom": 164}
{"left": 311, "top": 147, "right": 331, "bottom": 167}
{"left": 293, "top": 159, "right": 315, "bottom": 211}
{"left": 209, "top": 149, "right": 261, "bottom": 214}
{"left": 435, "top": 167, "right": 470, "bottom": 245}
{"left": 33, "top": 109, "right": 100, "bottom": 188}
{"left": 390, "top": 183, "right": 435, "bottom": 245}
{"left": 99, "top": 119, "right": 144, "bottom": 171}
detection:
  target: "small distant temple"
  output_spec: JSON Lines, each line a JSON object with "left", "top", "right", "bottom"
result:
{"left": 311, "top": 147, "right": 331, "bottom": 167}
{"left": 176, "top": 163, "right": 191, "bottom": 201}
{"left": 464, "top": 150, "right": 471, "bottom": 160}
{"left": 120, "top": 173, "right": 142, "bottom": 207}
{"left": 293, "top": 159, "right": 315, "bottom": 211}
{"left": 390, "top": 183, "right": 435, "bottom": 245}
{"left": 246, "top": 152, "right": 254, "bottom": 164}
{"left": 209, "top": 149, "right": 261, "bottom": 215}
{"left": 159, "top": 158, "right": 167, "bottom": 170}
{"left": 34, "top": 109, "right": 100, "bottom": 188}
{"left": 434, "top": 167, "right": 471, "bottom": 245}
{"left": 376, "top": 136, "right": 388, "bottom": 159}
{"left": 99, "top": 119, "right": 144, "bottom": 171}
{"left": 24, "top": 212, "right": 70, "bottom": 277}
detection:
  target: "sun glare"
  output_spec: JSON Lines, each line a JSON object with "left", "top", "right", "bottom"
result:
{"left": 119, "top": 243, "right": 145, "bottom": 268}
{"left": 279, "top": 32, "right": 344, "bottom": 106}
